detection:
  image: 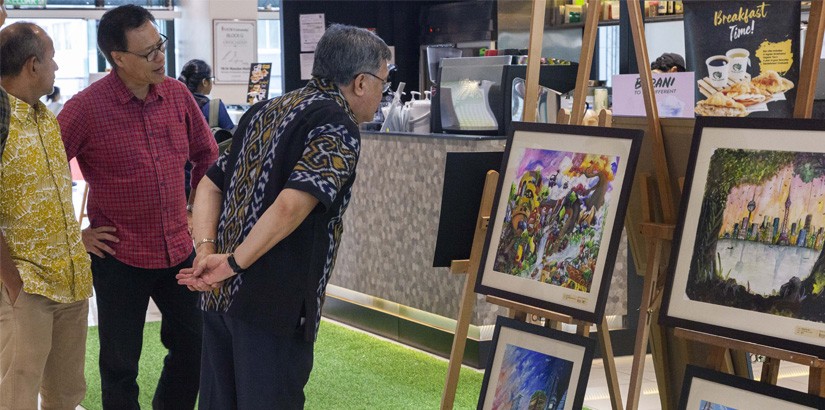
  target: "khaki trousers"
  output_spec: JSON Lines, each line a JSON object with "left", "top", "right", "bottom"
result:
{"left": 0, "top": 285, "right": 89, "bottom": 410}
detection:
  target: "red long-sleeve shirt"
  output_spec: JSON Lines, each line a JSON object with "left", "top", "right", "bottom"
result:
{"left": 59, "top": 71, "right": 218, "bottom": 269}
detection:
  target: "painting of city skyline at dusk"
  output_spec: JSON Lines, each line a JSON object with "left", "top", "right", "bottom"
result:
{"left": 491, "top": 147, "right": 619, "bottom": 293}
{"left": 687, "top": 147, "right": 825, "bottom": 323}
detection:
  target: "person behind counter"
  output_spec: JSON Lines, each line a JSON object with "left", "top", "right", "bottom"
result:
{"left": 651, "top": 52, "right": 686, "bottom": 73}
{"left": 177, "top": 23, "right": 391, "bottom": 407}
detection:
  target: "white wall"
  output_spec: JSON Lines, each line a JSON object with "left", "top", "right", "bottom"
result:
{"left": 177, "top": 0, "right": 258, "bottom": 105}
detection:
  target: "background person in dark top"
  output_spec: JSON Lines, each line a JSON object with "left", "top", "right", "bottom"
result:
{"left": 177, "top": 24, "right": 391, "bottom": 408}
{"left": 178, "top": 59, "right": 234, "bottom": 130}
{"left": 651, "top": 52, "right": 686, "bottom": 73}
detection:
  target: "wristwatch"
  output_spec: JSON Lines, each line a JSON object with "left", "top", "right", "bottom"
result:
{"left": 226, "top": 253, "right": 246, "bottom": 275}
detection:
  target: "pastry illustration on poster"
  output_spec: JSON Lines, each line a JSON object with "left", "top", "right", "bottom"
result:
{"left": 247, "top": 63, "right": 272, "bottom": 104}
{"left": 683, "top": 1, "right": 800, "bottom": 118}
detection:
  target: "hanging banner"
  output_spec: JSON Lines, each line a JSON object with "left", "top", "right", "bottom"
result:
{"left": 683, "top": 1, "right": 800, "bottom": 118}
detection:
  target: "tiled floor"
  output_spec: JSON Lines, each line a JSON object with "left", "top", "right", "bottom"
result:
{"left": 72, "top": 182, "right": 814, "bottom": 410}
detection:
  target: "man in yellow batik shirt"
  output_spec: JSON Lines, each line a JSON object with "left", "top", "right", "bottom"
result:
{"left": 0, "top": 22, "right": 92, "bottom": 409}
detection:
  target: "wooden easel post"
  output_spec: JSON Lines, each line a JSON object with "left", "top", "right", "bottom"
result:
{"left": 623, "top": 0, "right": 680, "bottom": 408}
{"left": 440, "top": 171, "right": 499, "bottom": 410}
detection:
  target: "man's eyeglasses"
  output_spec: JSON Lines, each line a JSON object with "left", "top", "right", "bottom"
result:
{"left": 359, "top": 72, "right": 390, "bottom": 93}
{"left": 118, "top": 33, "right": 168, "bottom": 62}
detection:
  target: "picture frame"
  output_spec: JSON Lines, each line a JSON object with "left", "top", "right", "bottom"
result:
{"left": 475, "top": 122, "right": 643, "bottom": 323}
{"left": 678, "top": 365, "right": 825, "bottom": 409}
{"left": 212, "top": 19, "right": 257, "bottom": 84}
{"left": 477, "top": 316, "right": 596, "bottom": 410}
{"left": 660, "top": 117, "right": 825, "bottom": 359}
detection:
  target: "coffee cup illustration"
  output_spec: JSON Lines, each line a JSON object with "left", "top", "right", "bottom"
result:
{"left": 726, "top": 48, "right": 751, "bottom": 81}
{"left": 705, "top": 55, "right": 731, "bottom": 88}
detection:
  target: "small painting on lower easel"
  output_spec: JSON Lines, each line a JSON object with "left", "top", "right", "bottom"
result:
{"left": 477, "top": 316, "right": 595, "bottom": 410}
{"left": 678, "top": 365, "right": 825, "bottom": 410}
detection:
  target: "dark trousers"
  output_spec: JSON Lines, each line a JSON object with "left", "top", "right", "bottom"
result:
{"left": 199, "top": 311, "right": 314, "bottom": 410}
{"left": 91, "top": 253, "right": 202, "bottom": 410}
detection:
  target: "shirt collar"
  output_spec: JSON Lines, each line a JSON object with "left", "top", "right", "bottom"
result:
{"left": 8, "top": 93, "right": 47, "bottom": 123}
{"left": 107, "top": 70, "right": 166, "bottom": 105}
{"left": 308, "top": 77, "right": 358, "bottom": 125}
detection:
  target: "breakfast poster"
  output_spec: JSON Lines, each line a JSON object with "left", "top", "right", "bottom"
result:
{"left": 683, "top": 1, "right": 799, "bottom": 118}
{"left": 247, "top": 63, "right": 272, "bottom": 104}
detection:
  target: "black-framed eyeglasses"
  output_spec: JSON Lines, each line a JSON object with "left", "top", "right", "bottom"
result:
{"left": 118, "top": 33, "right": 168, "bottom": 62}
{"left": 358, "top": 72, "right": 390, "bottom": 93}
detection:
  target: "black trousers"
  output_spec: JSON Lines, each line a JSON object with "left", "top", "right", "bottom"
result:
{"left": 91, "top": 253, "right": 202, "bottom": 410}
{"left": 199, "top": 311, "right": 314, "bottom": 410}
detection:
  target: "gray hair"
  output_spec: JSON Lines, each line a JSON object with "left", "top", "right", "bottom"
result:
{"left": 311, "top": 24, "right": 391, "bottom": 86}
{"left": 0, "top": 22, "right": 48, "bottom": 78}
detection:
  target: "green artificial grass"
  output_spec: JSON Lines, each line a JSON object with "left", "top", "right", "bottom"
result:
{"left": 82, "top": 320, "right": 484, "bottom": 409}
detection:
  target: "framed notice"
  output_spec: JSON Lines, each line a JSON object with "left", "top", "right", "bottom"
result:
{"left": 661, "top": 117, "right": 825, "bottom": 359}
{"left": 213, "top": 20, "right": 257, "bottom": 84}
{"left": 475, "top": 122, "right": 642, "bottom": 323}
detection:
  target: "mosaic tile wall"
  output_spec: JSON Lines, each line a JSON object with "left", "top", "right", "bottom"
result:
{"left": 331, "top": 132, "right": 629, "bottom": 326}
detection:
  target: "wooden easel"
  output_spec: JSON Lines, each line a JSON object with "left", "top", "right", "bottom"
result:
{"left": 625, "top": 1, "right": 825, "bottom": 409}
{"left": 440, "top": 1, "right": 623, "bottom": 409}
{"left": 672, "top": 0, "right": 825, "bottom": 398}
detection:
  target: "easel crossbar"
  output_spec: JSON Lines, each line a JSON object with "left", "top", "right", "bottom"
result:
{"left": 674, "top": 328, "right": 825, "bottom": 369}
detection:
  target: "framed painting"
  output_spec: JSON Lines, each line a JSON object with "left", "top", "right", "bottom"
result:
{"left": 661, "top": 117, "right": 825, "bottom": 358}
{"left": 477, "top": 316, "right": 596, "bottom": 410}
{"left": 475, "top": 122, "right": 643, "bottom": 322}
{"left": 678, "top": 365, "right": 825, "bottom": 410}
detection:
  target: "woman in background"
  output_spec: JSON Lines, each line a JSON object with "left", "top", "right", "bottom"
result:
{"left": 178, "top": 59, "right": 235, "bottom": 130}
{"left": 46, "top": 86, "right": 62, "bottom": 116}
{"left": 179, "top": 59, "right": 235, "bottom": 205}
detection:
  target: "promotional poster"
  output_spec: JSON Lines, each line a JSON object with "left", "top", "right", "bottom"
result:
{"left": 611, "top": 72, "right": 695, "bottom": 118}
{"left": 684, "top": 1, "right": 800, "bottom": 118}
{"left": 247, "top": 63, "right": 272, "bottom": 104}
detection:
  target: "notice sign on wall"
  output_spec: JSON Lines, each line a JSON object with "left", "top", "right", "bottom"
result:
{"left": 684, "top": 1, "right": 800, "bottom": 118}
{"left": 247, "top": 63, "right": 272, "bottom": 104}
{"left": 213, "top": 20, "right": 257, "bottom": 84}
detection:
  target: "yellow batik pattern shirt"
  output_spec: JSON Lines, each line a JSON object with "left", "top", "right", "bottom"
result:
{"left": 0, "top": 95, "right": 91, "bottom": 303}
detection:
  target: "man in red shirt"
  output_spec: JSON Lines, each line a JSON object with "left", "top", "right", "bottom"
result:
{"left": 58, "top": 5, "right": 217, "bottom": 408}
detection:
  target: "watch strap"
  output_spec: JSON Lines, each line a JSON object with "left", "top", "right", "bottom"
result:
{"left": 227, "top": 253, "right": 246, "bottom": 274}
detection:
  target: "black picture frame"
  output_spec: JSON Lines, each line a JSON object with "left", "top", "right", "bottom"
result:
{"left": 477, "top": 316, "right": 596, "bottom": 410}
{"left": 475, "top": 122, "right": 642, "bottom": 323}
{"left": 678, "top": 365, "right": 825, "bottom": 409}
{"left": 660, "top": 116, "right": 825, "bottom": 359}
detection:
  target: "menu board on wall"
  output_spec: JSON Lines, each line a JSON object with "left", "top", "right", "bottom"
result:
{"left": 684, "top": 1, "right": 800, "bottom": 118}
{"left": 213, "top": 20, "right": 257, "bottom": 84}
{"left": 247, "top": 63, "right": 272, "bottom": 104}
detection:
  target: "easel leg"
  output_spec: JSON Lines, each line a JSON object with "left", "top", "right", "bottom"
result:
{"left": 809, "top": 367, "right": 825, "bottom": 396}
{"left": 627, "top": 239, "right": 662, "bottom": 410}
{"left": 760, "top": 357, "right": 780, "bottom": 384}
{"left": 597, "top": 317, "right": 624, "bottom": 410}
{"left": 706, "top": 345, "right": 728, "bottom": 372}
{"left": 440, "top": 277, "right": 477, "bottom": 410}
